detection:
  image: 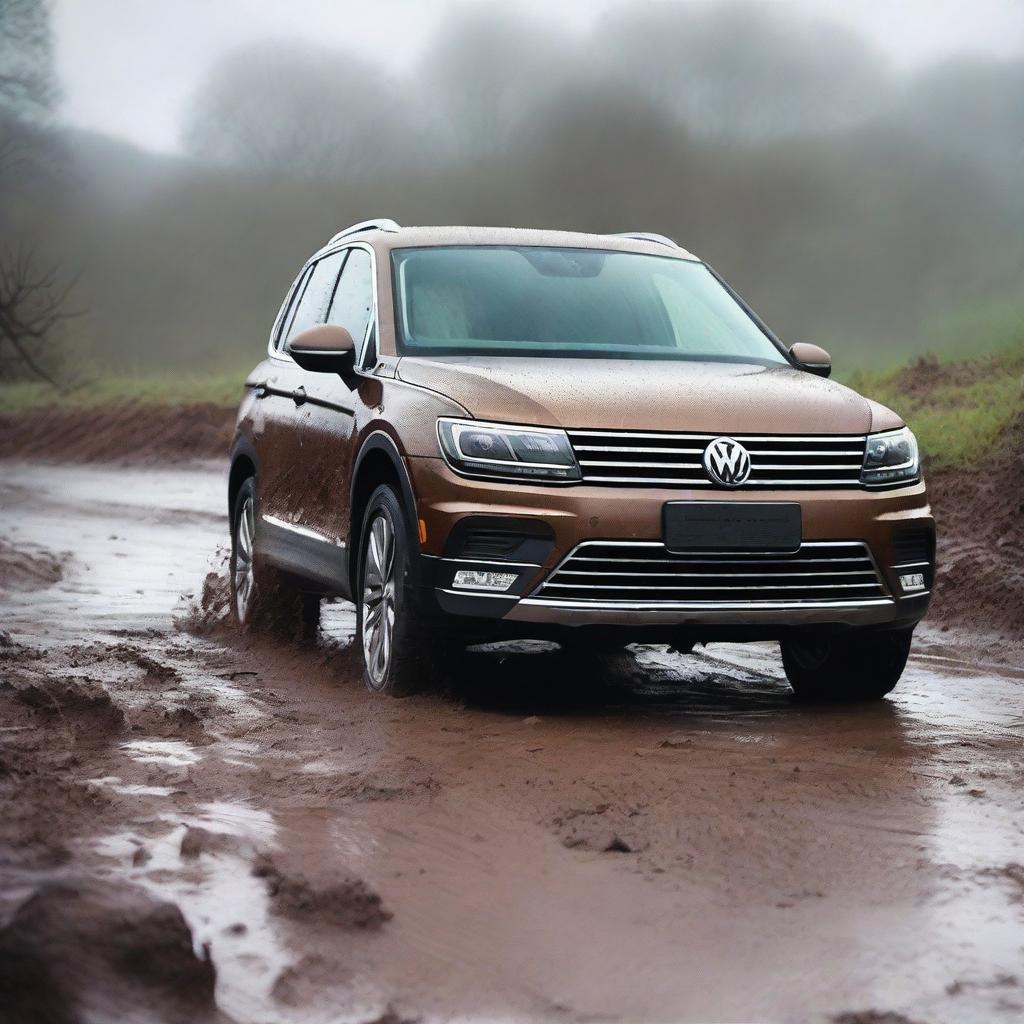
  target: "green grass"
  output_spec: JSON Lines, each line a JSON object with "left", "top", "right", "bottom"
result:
{"left": 0, "top": 372, "right": 247, "bottom": 413}
{"left": 846, "top": 342, "right": 1024, "bottom": 470}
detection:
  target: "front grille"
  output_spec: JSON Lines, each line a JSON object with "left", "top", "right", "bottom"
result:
{"left": 531, "top": 540, "right": 889, "bottom": 607}
{"left": 566, "top": 429, "right": 867, "bottom": 488}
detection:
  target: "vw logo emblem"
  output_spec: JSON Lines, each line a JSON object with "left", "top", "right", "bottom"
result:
{"left": 703, "top": 436, "right": 752, "bottom": 487}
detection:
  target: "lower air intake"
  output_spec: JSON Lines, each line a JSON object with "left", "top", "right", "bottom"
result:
{"left": 532, "top": 540, "right": 889, "bottom": 607}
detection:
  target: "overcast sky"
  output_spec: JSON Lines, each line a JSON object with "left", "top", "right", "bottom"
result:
{"left": 54, "top": 0, "right": 1024, "bottom": 154}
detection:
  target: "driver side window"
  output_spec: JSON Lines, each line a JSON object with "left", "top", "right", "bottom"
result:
{"left": 326, "top": 248, "right": 374, "bottom": 362}
{"left": 279, "top": 251, "right": 346, "bottom": 350}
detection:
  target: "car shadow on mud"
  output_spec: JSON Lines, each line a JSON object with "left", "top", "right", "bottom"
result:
{"left": 444, "top": 640, "right": 907, "bottom": 729}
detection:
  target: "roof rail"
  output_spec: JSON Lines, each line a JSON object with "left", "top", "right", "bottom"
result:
{"left": 613, "top": 231, "right": 679, "bottom": 249}
{"left": 328, "top": 218, "right": 401, "bottom": 245}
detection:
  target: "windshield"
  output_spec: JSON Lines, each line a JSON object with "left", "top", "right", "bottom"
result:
{"left": 391, "top": 246, "right": 788, "bottom": 364}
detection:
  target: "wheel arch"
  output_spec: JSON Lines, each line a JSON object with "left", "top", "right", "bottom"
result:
{"left": 228, "top": 440, "right": 259, "bottom": 520}
{"left": 350, "top": 430, "right": 419, "bottom": 595}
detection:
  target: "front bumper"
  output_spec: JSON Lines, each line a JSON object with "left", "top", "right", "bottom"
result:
{"left": 408, "top": 456, "right": 935, "bottom": 634}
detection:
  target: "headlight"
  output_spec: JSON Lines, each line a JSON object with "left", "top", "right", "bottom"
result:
{"left": 437, "top": 417, "right": 581, "bottom": 482}
{"left": 861, "top": 426, "right": 920, "bottom": 485}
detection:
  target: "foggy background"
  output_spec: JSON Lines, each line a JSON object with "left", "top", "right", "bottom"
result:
{"left": 2, "top": 0, "right": 1022, "bottom": 378}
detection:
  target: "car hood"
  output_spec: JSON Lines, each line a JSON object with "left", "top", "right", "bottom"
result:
{"left": 396, "top": 356, "right": 901, "bottom": 435}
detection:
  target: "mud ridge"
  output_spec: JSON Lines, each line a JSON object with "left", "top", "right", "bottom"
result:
{"left": 0, "top": 878, "right": 219, "bottom": 1024}
{"left": 253, "top": 853, "right": 393, "bottom": 930}
{"left": 0, "top": 401, "right": 234, "bottom": 464}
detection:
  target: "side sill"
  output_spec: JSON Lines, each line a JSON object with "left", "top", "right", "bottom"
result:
{"left": 259, "top": 515, "right": 350, "bottom": 597}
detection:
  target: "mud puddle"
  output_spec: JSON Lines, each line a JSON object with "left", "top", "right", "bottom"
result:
{"left": 1, "top": 461, "right": 1023, "bottom": 1024}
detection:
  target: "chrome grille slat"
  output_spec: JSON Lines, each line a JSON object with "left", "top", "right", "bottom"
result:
{"left": 535, "top": 540, "right": 888, "bottom": 606}
{"left": 567, "top": 430, "right": 867, "bottom": 441}
{"left": 579, "top": 460, "right": 704, "bottom": 469}
{"left": 571, "top": 554, "right": 868, "bottom": 564}
{"left": 566, "top": 429, "right": 867, "bottom": 489}
{"left": 573, "top": 445, "right": 705, "bottom": 453}
{"left": 543, "top": 582, "right": 881, "bottom": 591}
{"left": 575, "top": 477, "right": 859, "bottom": 486}
{"left": 557, "top": 569, "right": 878, "bottom": 579}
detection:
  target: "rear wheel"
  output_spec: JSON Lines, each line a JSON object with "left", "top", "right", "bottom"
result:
{"left": 356, "top": 484, "right": 458, "bottom": 695}
{"left": 230, "top": 477, "right": 320, "bottom": 639}
{"left": 780, "top": 627, "right": 913, "bottom": 702}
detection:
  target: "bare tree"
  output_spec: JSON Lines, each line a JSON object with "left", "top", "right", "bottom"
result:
{"left": 0, "top": 246, "right": 78, "bottom": 385}
{"left": 181, "top": 41, "right": 417, "bottom": 181}
{"left": 0, "top": 0, "right": 75, "bottom": 384}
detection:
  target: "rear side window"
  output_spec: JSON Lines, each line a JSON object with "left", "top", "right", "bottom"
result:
{"left": 326, "top": 248, "right": 374, "bottom": 350}
{"left": 279, "top": 251, "right": 346, "bottom": 349}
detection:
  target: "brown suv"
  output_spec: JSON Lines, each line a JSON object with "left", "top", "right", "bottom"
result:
{"left": 229, "top": 221, "right": 934, "bottom": 698}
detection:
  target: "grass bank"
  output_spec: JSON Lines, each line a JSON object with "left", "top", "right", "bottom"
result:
{"left": 0, "top": 372, "right": 247, "bottom": 414}
{"left": 846, "top": 342, "right": 1024, "bottom": 471}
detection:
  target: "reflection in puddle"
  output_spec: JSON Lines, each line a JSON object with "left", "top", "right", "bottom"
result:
{"left": 96, "top": 821, "right": 290, "bottom": 1023}
{"left": 122, "top": 738, "right": 202, "bottom": 767}
{"left": 93, "top": 799, "right": 386, "bottom": 1023}
{"left": 85, "top": 776, "right": 178, "bottom": 798}
{"left": 185, "top": 801, "right": 278, "bottom": 843}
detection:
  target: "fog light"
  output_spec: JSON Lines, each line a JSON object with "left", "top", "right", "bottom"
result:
{"left": 898, "top": 572, "right": 926, "bottom": 592}
{"left": 452, "top": 569, "right": 518, "bottom": 592}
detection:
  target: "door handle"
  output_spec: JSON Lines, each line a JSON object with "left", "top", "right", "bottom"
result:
{"left": 291, "top": 386, "right": 307, "bottom": 406}
{"left": 252, "top": 380, "right": 268, "bottom": 398}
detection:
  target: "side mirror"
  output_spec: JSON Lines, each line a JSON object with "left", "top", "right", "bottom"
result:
{"left": 789, "top": 342, "right": 832, "bottom": 379}
{"left": 288, "top": 324, "right": 356, "bottom": 377}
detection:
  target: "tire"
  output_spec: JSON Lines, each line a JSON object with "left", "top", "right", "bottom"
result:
{"left": 230, "top": 477, "right": 320, "bottom": 639}
{"left": 355, "top": 484, "right": 456, "bottom": 695}
{"left": 780, "top": 627, "right": 913, "bottom": 702}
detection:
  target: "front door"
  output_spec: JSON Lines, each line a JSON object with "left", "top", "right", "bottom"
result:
{"left": 291, "top": 247, "right": 377, "bottom": 550}
{"left": 257, "top": 249, "right": 350, "bottom": 589}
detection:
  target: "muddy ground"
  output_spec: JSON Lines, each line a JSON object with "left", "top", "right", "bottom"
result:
{"left": 1, "top": 459, "right": 1023, "bottom": 1024}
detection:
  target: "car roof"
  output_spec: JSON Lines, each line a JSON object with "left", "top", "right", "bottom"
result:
{"left": 312, "top": 223, "right": 700, "bottom": 263}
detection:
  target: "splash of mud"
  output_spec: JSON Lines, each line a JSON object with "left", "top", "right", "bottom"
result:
{"left": 174, "top": 556, "right": 232, "bottom": 636}
{"left": 0, "top": 540, "right": 65, "bottom": 592}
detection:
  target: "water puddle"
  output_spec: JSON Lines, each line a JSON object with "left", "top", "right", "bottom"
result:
{"left": 92, "top": 799, "right": 387, "bottom": 1024}
{"left": 121, "top": 738, "right": 202, "bottom": 768}
{"left": 86, "top": 776, "right": 179, "bottom": 798}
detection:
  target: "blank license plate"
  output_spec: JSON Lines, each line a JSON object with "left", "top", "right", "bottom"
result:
{"left": 663, "top": 502, "right": 801, "bottom": 552}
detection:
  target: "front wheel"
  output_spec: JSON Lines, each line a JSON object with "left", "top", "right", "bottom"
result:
{"left": 356, "top": 484, "right": 458, "bottom": 695}
{"left": 780, "top": 627, "right": 913, "bottom": 702}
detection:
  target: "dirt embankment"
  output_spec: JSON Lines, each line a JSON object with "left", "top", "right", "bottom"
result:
{"left": 929, "top": 444, "right": 1024, "bottom": 639}
{"left": 2, "top": 398, "right": 1021, "bottom": 637}
{"left": 0, "top": 401, "right": 234, "bottom": 463}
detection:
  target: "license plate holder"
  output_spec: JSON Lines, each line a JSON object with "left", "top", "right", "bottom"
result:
{"left": 662, "top": 502, "right": 802, "bottom": 553}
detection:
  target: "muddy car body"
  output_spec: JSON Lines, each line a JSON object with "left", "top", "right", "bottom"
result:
{"left": 230, "top": 221, "right": 934, "bottom": 695}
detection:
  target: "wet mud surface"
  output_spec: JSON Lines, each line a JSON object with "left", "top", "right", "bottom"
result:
{"left": 1, "top": 461, "right": 1023, "bottom": 1023}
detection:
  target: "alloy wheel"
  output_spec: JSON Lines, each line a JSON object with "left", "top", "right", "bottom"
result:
{"left": 361, "top": 512, "right": 396, "bottom": 687}
{"left": 234, "top": 495, "right": 256, "bottom": 623}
